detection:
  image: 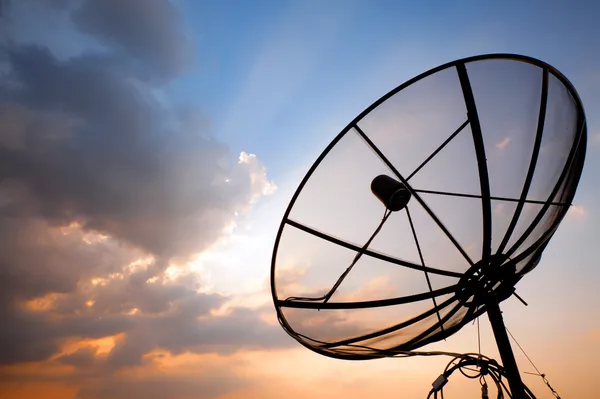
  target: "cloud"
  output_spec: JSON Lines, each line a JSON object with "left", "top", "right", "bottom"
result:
{"left": 495, "top": 136, "right": 512, "bottom": 150}
{"left": 2, "top": 352, "right": 252, "bottom": 399}
{"left": 75, "top": 371, "right": 247, "bottom": 399}
{"left": 71, "top": 0, "right": 193, "bottom": 81}
{"left": 493, "top": 202, "right": 506, "bottom": 214}
{"left": 0, "top": 2, "right": 285, "bottom": 396}
{"left": 56, "top": 346, "right": 100, "bottom": 369}
{"left": 0, "top": 37, "right": 274, "bottom": 261}
{"left": 238, "top": 152, "right": 278, "bottom": 200}
{"left": 566, "top": 204, "right": 585, "bottom": 218}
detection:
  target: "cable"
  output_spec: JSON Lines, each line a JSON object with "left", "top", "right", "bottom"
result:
{"left": 505, "top": 327, "right": 541, "bottom": 375}
{"left": 427, "top": 354, "right": 538, "bottom": 399}
{"left": 283, "top": 320, "right": 544, "bottom": 399}
{"left": 506, "top": 327, "right": 562, "bottom": 399}
{"left": 477, "top": 316, "right": 482, "bottom": 367}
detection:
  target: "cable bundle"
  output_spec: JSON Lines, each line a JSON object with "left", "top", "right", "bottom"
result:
{"left": 427, "top": 353, "right": 536, "bottom": 399}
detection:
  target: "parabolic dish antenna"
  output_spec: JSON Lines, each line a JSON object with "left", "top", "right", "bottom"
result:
{"left": 270, "top": 54, "right": 586, "bottom": 393}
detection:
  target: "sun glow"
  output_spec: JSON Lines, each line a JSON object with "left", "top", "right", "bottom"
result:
{"left": 126, "top": 257, "right": 155, "bottom": 273}
{"left": 24, "top": 293, "right": 62, "bottom": 311}
{"left": 58, "top": 333, "right": 125, "bottom": 358}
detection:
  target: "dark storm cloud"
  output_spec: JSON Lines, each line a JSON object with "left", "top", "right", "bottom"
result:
{"left": 0, "top": 253, "right": 288, "bottom": 367}
{"left": 0, "top": 43, "right": 254, "bottom": 258}
{"left": 104, "top": 307, "right": 289, "bottom": 369}
{"left": 0, "top": 304, "right": 134, "bottom": 364}
{"left": 72, "top": 0, "right": 192, "bottom": 81}
{"left": 0, "top": 0, "right": 284, "bottom": 382}
{"left": 57, "top": 346, "right": 99, "bottom": 369}
{"left": 0, "top": 219, "right": 138, "bottom": 365}
{"left": 0, "top": 217, "right": 136, "bottom": 303}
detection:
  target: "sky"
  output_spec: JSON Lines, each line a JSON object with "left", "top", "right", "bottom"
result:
{"left": 0, "top": 1, "right": 599, "bottom": 399}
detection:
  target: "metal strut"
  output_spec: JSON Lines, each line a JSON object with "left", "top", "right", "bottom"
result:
{"left": 486, "top": 302, "right": 526, "bottom": 399}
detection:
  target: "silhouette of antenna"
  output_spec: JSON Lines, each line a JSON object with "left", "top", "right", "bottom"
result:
{"left": 270, "top": 54, "right": 586, "bottom": 398}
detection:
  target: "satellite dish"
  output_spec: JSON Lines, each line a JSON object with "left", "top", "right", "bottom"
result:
{"left": 270, "top": 54, "right": 586, "bottom": 397}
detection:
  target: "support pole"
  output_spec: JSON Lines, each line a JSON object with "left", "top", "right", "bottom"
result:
{"left": 486, "top": 302, "right": 526, "bottom": 399}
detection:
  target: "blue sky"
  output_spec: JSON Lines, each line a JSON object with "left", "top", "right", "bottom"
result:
{"left": 170, "top": 0, "right": 600, "bottom": 182}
